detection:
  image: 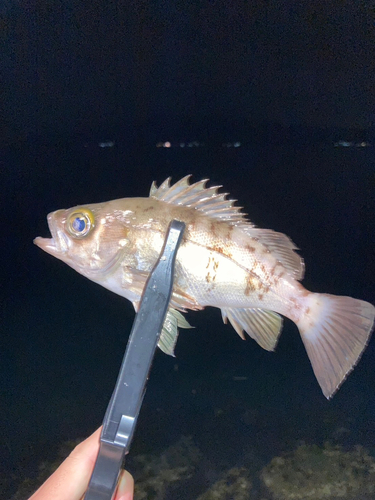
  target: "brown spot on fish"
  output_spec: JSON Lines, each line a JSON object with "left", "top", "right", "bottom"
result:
{"left": 269, "top": 269, "right": 284, "bottom": 287}
{"left": 226, "top": 225, "right": 234, "bottom": 239}
{"left": 210, "top": 221, "right": 218, "bottom": 238}
{"left": 144, "top": 206, "right": 154, "bottom": 212}
{"left": 187, "top": 221, "right": 197, "bottom": 234}
{"left": 246, "top": 244, "right": 256, "bottom": 253}
{"left": 245, "top": 274, "right": 256, "bottom": 296}
{"left": 210, "top": 243, "right": 233, "bottom": 259}
{"left": 270, "top": 261, "right": 283, "bottom": 275}
{"left": 288, "top": 296, "right": 304, "bottom": 320}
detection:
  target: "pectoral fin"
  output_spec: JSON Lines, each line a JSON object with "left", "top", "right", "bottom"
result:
{"left": 221, "top": 307, "right": 283, "bottom": 351}
{"left": 125, "top": 267, "right": 202, "bottom": 312}
{"left": 158, "top": 309, "right": 194, "bottom": 356}
{"left": 131, "top": 303, "right": 193, "bottom": 356}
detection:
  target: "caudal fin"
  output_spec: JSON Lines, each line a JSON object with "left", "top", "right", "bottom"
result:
{"left": 298, "top": 294, "right": 375, "bottom": 399}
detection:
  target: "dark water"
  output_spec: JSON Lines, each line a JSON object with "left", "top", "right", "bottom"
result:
{"left": 2, "top": 139, "right": 375, "bottom": 498}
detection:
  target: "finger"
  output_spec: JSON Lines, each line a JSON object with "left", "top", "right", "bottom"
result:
{"left": 29, "top": 427, "right": 102, "bottom": 500}
{"left": 115, "top": 469, "right": 134, "bottom": 500}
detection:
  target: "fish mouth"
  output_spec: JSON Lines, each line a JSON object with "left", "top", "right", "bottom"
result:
{"left": 34, "top": 212, "right": 69, "bottom": 256}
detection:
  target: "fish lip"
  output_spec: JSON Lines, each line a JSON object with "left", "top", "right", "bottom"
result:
{"left": 34, "top": 212, "right": 69, "bottom": 254}
{"left": 33, "top": 235, "right": 57, "bottom": 253}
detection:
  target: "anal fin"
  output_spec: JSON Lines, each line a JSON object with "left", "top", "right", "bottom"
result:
{"left": 221, "top": 307, "right": 283, "bottom": 351}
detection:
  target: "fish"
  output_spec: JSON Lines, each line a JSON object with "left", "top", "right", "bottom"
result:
{"left": 34, "top": 175, "right": 375, "bottom": 398}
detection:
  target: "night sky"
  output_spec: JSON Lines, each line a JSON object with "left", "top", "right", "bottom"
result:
{"left": 2, "top": 2, "right": 375, "bottom": 499}
{"left": 2, "top": 1, "right": 375, "bottom": 144}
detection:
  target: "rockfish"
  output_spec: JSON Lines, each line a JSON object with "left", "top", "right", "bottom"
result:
{"left": 34, "top": 176, "right": 374, "bottom": 398}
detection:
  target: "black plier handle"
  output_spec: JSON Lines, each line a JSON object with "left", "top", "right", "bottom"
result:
{"left": 84, "top": 219, "right": 185, "bottom": 500}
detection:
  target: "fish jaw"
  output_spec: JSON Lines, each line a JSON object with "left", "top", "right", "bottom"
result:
{"left": 34, "top": 211, "right": 70, "bottom": 260}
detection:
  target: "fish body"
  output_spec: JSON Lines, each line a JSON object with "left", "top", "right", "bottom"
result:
{"left": 34, "top": 176, "right": 374, "bottom": 398}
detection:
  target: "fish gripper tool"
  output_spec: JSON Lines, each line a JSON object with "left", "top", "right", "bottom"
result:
{"left": 84, "top": 219, "right": 185, "bottom": 500}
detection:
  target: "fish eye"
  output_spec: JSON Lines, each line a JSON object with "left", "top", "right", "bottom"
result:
{"left": 67, "top": 209, "right": 95, "bottom": 238}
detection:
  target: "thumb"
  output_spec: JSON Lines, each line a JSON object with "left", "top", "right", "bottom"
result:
{"left": 115, "top": 469, "right": 134, "bottom": 500}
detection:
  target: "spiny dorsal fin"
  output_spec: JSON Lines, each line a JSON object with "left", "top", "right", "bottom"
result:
{"left": 150, "top": 176, "right": 303, "bottom": 279}
{"left": 150, "top": 175, "right": 254, "bottom": 226}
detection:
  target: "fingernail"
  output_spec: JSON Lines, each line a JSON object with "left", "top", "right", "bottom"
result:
{"left": 116, "top": 470, "right": 134, "bottom": 500}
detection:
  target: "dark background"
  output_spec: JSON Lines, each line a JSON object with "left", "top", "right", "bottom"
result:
{"left": 2, "top": 2, "right": 375, "bottom": 498}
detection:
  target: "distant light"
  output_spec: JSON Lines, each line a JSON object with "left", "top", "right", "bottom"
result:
{"left": 334, "top": 141, "right": 371, "bottom": 148}
{"left": 156, "top": 140, "right": 206, "bottom": 148}
{"left": 222, "top": 141, "right": 241, "bottom": 148}
{"left": 98, "top": 140, "right": 115, "bottom": 148}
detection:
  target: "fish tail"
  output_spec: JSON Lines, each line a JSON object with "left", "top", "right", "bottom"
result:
{"left": 297, "top": 293, "right": 375, "bottom": 399}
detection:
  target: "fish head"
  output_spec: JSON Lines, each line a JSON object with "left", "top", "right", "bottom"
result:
{"left": 34, "top": 202, "right": 133, "bottom": 279}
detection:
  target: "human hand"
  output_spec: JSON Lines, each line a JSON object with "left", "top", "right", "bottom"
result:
{"left": 29, "top": 427, "right": 134, "bottom": 500}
